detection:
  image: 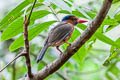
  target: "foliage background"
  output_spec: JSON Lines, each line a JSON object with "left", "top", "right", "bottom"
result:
{"left": 0, "top": 0, "right": 120, "bottom": 80}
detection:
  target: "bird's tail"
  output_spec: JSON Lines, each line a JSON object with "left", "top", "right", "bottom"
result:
{"left": 36, "top": 45, "right": 48, "bottom": 63}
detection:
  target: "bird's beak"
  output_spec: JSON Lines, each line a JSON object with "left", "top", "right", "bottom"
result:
{"left": 78, "top": 19, "right": 88, "bottom": 23}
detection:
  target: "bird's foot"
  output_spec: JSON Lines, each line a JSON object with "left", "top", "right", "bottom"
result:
{"left": 56, "top": 46, "right": 63, "bottom": 55}
{"left": 65, "top": 41, "right": 71, "bottom": 46}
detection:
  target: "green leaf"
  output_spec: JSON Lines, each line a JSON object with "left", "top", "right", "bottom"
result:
{"left": 106, "top": 62, "right": 120, "bottom": 78}
{"left": 61, "top": 62, "right": 74, "bottom": 70}
{"left": 114, "top": 13, "right": 120, "bottom": 23}
{"left": 109, "top": 66, "right": 120, "bottom": 78}
{"left": 28, "top": 21, "right": 56, "bottom": 40}
{"left": 38, "top": 0, "right": 44, "bottom": 2}
{"left": 0, "top": 3, "right": 43, "bottom": 31}
{"left": 29, "top": 10, "right": 51, "bottom": 22}
{"left": 103, "top": 19, "right": 118, "bottom": 25}
{"left": 51, "top": 3, "right": 57, "bottom": 9}
{"left": 69, "top": 29, "right": 87, "bottom": 63}
{"left": 105, "top": 25, "right": 118, "bottom": 32}
{"left": 9, "top": 21, "right": 56, "bottom": 51}
{"left": 77, "top": 23, "right": 87, "bottom": 30}
{"left": 87, "top": 35, "right": 96, "bottom": 43}
{"left": 1, "top": 17, "right": 24, "bottom": 41}
{"left": 103, "top": 38, "right": 120, "bottom": 66}
{"left": 64, "top": 0, "right": 72, "bottom": 7}
{"left": 26, "top": 3, "right": 43, "bottom": 12}
{"left": 110, "top": 38, "right": 120, "bottom": 54}
{"left": 103, "top": 19, "right": 119, "bottom": 32}
{"left": 95, "top": 32, "right": 120, "bottom": 48}
{"left": 49, "top": 0, "right": 72, "bottom": 12}
{"left": 85, "top": 11, "right": 96, "bottom": 19}
{"left": 110, "top": 1, "right": 120, "bottom": 15}
{"left": 105, "top": 72, "right": 113, "bottom": 80}
{"left": 69, "top": 28, "right": 81, "bottom": 42}
{"left": 57, "top": 10, "right": 71, "bottom": 14}
{"left": 77, "top": 45, "right": 86, "bottom": 63}
{"left": 95, "top": 19, "right": 118, "bottom": 33}
{"left": 115, "top": 38, "right": 120, "bottom": 47}
{"left": 113, "top": 0, "right": 120, "bottom": 3}
{"left": 1, "top": 10, "right": 51, "bottom": 41}
{"left": 0, "top": 0, "right": 30, "bottom": 30}
{"left": 72, "top": 10, "right": 87, "bottom": 18}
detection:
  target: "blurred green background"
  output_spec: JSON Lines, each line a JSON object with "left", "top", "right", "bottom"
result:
{"left": 0, "top": 0, "right": 120, "bottom": 80}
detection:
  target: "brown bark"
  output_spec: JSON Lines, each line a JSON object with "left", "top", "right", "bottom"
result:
{"left": 23, "top": 0, "right": 37, "bottom": 78}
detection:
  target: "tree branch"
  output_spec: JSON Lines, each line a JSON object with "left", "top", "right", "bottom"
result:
{"left": 23, "top": 0, "right": 37, "bottom": 78}
{"left": 31, "top": 53, "right": 69, "bottom": 80}
{"left": 41, "top": 61, "right": 69, "bottom": 80}
{"left": 22, "top": 0, "right": 113, "bottom": 79}
{"left": 0, "top": 52, "right": 25, "bottom": 72}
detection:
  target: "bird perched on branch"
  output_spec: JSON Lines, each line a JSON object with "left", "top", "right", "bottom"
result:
{"left": 36, "top": 15, "right": 87, "bottom": 63}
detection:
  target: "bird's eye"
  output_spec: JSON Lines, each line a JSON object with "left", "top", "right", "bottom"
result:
{"left": 72, "top": 18, "right": 77, "bottom": 21}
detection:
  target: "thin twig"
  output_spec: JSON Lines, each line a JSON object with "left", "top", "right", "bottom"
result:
{"left": 56, "top": 72, "right": 69, "bottom": 80}
{"left": 23, "top": 0, "right": 37, "bottom": 78}
{"left": 48, "top": 5, "right": 60, "bottom": 22}
{"left": 12, "top": 62, "right": 16, "bottom": 80}
{"left": 27, "top": 0, "right": 37, "bottom": 22}
{"left": 0, "top": 52, "right": 25, "bottom": 72}
{"left": 24, "top": 13, "right": 32, "bottom": 78}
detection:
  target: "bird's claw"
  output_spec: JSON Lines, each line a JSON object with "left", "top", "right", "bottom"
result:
{"left": 65, "top": 41, "right": 71, "bottom": 46}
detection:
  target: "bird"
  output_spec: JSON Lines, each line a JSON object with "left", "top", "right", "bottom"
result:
{"left": 36, "top": 15, "right": 87, "bottom": 63}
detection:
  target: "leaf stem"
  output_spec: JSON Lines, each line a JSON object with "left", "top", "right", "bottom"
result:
{"left": 48, "top": 5, "right": 60, "bottom": 22}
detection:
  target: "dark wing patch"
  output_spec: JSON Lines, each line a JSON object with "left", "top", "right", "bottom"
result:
{"left": 47, "top": 22, "right": 73, "bottom": 45}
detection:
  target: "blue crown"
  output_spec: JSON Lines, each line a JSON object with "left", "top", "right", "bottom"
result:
{"left": 62, "top": 15, "right": 75, "bottom": 21}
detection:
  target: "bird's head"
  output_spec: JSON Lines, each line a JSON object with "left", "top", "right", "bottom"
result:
{"left": 62, "top": 15, "right": 88, "bottom": 25}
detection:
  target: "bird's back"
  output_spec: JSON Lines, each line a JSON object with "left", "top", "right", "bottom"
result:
{"left": 45, "top": 22, "right": 74, "bottom": 46}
